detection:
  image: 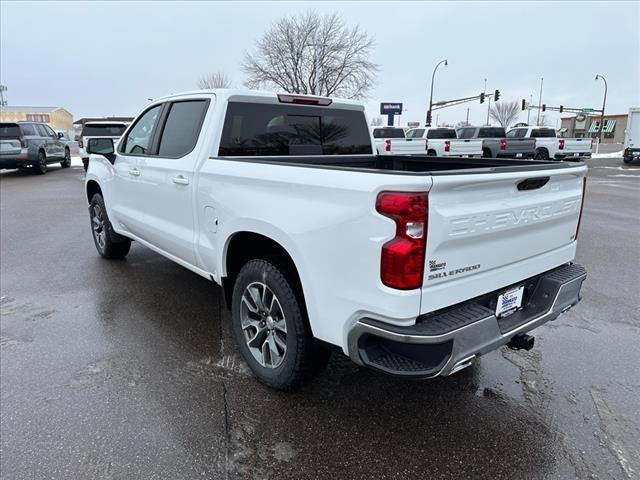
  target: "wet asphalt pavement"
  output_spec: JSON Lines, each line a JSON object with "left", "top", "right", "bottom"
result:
{"left": 1, "top": 156, "right": 639, "bottom": 480}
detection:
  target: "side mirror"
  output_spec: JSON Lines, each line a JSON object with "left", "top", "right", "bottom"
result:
{"left": 57, "top": 132, "right": 64, "bottom": 139}
{"left": 87, "top": 137, "right": 114, "bottom": 155}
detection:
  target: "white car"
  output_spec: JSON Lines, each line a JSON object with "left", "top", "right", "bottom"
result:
{"left": 79, "top": 121, "right": 129, "bottom": 171}
{"left": 85, "top": 89, "right": 588, "bottom": 389}
{"left": 405, "top": 127, "right": 483, "bottom": 157}
{"left": 506, "top": 126, "right": 592, "bottom": 160}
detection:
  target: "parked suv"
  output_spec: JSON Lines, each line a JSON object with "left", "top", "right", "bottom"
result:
{"left": 79, "top": 121, "right": 129, "bottom": 171}
{"left": 0, "top": 121, "right": 71, "bottom": 173}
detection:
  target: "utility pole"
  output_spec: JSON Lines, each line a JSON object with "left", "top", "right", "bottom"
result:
{"left": 484, "top": 78, "right": 490, "bottom": 125}
{"left": 311, "top": 31, "right": 325, "bottom": 95}
{"left": 466, "top": 107, "right": 469, "bottom": 125}
{"left": 435, "top": 113, "right": 439, "bottom": 126}
{"left": 527, "top": 94, "right": 533, "bottom": 124}
{"left": 536, "top": 77, "right": 544, "bottom": 126}
{"left": 0, "top": 84, "right": 7, "bottom": 107}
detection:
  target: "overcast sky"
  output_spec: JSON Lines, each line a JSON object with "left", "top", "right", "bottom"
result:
{"left": 1, "top": 1, "right": 638, "bottom": 128}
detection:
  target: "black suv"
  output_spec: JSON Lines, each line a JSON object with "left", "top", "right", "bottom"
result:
{"left": 0, "top": 121, "right": 71, "bottom": 174}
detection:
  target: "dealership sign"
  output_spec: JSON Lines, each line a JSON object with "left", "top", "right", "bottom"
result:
{"left": 380, "top": 103, "right": 403, "bottom": 115}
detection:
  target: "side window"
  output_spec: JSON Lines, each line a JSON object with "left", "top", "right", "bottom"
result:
{"left": 19, "top": 124, "right": 37, "bottom": 136}
{"left": 35, "top": 125, "right": 49, "bottom": 137}
{"left": 43, "top": 125, "right": 57, "bottom": 138}
{"left": 122, "top": 105, "right": 162, "bottom": 155}
{"left": 459, "top": 128, "right": 473, "bottom": 139}
{"left": 158, "top": 100, "right": 208, "bottom": 157}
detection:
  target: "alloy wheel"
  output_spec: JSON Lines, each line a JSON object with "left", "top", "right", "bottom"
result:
{"left": 240, "top": 281, "right": 288, "bottom": 368}
{"left": 92, "top": 204, "right": 106, "bottom": 251}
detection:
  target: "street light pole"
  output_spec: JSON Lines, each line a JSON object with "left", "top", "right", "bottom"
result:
{"left": 427, "top": 59, "right": 447, "bottom": 126}
{"left": 536, "top": 77, "right": 544, "bottom": 126}
{"left": 484, "top": 78, "right": 490, "bottom": 124}
{"left": 595, "top": 74, "right": 608, "bottom": 143}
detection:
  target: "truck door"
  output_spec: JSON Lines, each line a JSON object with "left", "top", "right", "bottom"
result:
{"left": 134, "top": 98, "right": 210, "bottom": 266}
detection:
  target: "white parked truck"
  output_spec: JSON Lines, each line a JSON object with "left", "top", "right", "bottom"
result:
{"left": 405, "top": 127, "right": 483, "bottom": 157}
{"left": 85, "top": 89, "right": 588, "bottom": 389}
{"left": 371, "top": 126, "right": 426, "bottom": 155}
{"left": 623, "top": 107, "right": 640, "bottom": 163}
{"left": 507, "top": 126, "right": 592, "bottom": 160}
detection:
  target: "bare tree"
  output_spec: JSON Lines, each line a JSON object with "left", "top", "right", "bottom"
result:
{"left": 242, "top": 11, "right": 378, "bottom": 99}
{"left": 489, "top": 100, "right": 521, "bottom": 129}
{"left": 198, "top": 71, "right": 232, "bottom": 89}
{"left": 455, "top": 120, "right": 469, "bottom": 128}
{"left": 369, "top": 116, "right": 384, "bottom": 127}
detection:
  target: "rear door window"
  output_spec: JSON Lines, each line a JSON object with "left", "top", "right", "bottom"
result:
{"left": 35, "top": 125, "right": 49, "bottom": 137}
{"left": 0, "top": 124, "right": 21, "bottom": 138}
{"left": 82, "top": 124, "right": 127, "bottom": 137}
{"left": 158, "top": 100, "right": 208, "bottom": 157}
{"left": 218, "top": 102, "right": 373, "bottom": 156}
{"left": 506, "top": 129, "right": 527, "bottom": 138}
{"left": 426, "top": 128, "right": 457, "bottom": 139}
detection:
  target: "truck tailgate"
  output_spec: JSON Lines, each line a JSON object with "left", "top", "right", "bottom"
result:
{"left": 448, "top": 139, "right": 482, "bottom": 156}
{"left": 420, "top": 164, "right": 586, "bottom": 314}
{"left": 504, "top": 138, "right": 535, "bottom": 157}
{"left": 562, "top": 138, "right": 592, "bottom": 155}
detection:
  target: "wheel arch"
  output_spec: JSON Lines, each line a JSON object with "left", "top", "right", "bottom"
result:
{"left": 86, "top": 180, "right": 102, "bottom": 204}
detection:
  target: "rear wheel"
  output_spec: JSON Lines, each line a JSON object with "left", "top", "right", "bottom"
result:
{"left": 33, "top": 151, "right": 47, "bottom": 174}
{"left": 534, "top": 149, "right": 549, "bottom": 160}
{"left": 482, "top": 148, "right": 492, "bottom": 158}
{"left": 60, "top": 148, "right": 71, "bottom": 168}
{"left": 89, "top": 193, "right": 131, "bottom": 259}
{"left": 231, "top": 259, "right": 329, "bottom": 390}
{"left": 427, "top": 149, "right": 437, "bottom": 157}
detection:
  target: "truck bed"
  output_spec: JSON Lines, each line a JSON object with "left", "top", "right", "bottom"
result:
{"left": 217, "top": 154, "right": 583, "bottom": 175}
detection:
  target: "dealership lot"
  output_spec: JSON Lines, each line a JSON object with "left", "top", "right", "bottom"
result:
{"left": 1, "top": 157, "right": 638, "bottom": 479}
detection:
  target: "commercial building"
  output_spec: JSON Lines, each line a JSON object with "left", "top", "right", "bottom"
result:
{"left": 0, "top": 106, "right": 74, "bottom": 137}
{"left": 560, "top": 113, "right": 628, "bottom": 144}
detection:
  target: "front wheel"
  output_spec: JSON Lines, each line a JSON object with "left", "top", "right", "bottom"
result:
{"left": 231, "top": 259, "right": 329, "bottom": 390}
{"left": 89, "top": 194, "right": 131, "bottom": 259}
{"left": 60, "top": 148, "right": 71, "bottom": 168}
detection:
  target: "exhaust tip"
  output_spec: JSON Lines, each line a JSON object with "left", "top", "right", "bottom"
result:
{"left": 507, "top": 333, "right": 535, "bottom": 351}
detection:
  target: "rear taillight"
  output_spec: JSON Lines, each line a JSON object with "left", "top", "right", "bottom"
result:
{"left": 559, "top": 139, "right": 565, "bottom": 150}
{"left": 385, "top": 139, "right": 391, "bottom": 152}
{"left": 575, "top": 177, "right": 587, "bottom": 240}
{"left": 444, "top": 140, "right": 450, "bottom": 153}
{"left": 20, "top": 138, "right": 27, "bottom": 148}
{"left": 78, "top": 138, "right": 84, "bottom": 148}
{"left": 499, "top": 139, "right": 507, "bottom": 151}
{"left": 590, "top": 139, "right": 593, "bottom": 150}
{"left": 424, "top": 141, "right": 429, "bottom": 151}
{"left": 376, "top": 191, "right": 428, "bottom": 290}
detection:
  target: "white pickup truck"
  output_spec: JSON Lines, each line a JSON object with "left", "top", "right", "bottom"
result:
{"left": 371, "top": 126, "right": 426, "bottom": 155}
{"left": 506, "top": 126, "right": 592, "bottom": 160}
{"left": 405, "top": 127, "right": 483, "bottom": 157}
{"left": 85, "top": 89, "right": 588, "bottom": 390}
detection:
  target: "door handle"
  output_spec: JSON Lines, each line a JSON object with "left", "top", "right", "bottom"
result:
{"left": 128, "top": 168, "right": 140, "bottom": 176}
{"left": 172, "top": 175, "right": 189, "bottom": 185}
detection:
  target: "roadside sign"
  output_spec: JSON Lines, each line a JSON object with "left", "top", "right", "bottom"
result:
{"left": 407, "top": 121, "right": 420, "bottom": 128}
{"left": 380, "top": 103, "right": 403, "bottom": 115}
{"left": 581, "top": 108, "right": 595, "bottom": 113}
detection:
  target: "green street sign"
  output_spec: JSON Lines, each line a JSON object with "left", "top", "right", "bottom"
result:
{"left": 581, "top": 108, "right": 595, "bottom": 113}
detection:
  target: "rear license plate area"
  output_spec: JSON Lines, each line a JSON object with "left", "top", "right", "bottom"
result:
{"left": 495, "top": 285, "right": 524, "bottom": 318}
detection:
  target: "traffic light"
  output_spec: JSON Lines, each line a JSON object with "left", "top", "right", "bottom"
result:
{"left": 559, "top": 105, "right": 564, "bottom": 113}
{"left": 494, "top": 89, "right": 500, "bottom": 101}
{"left": 521, "top": 99, "right": 526, "bottom": 111}
{"left": 426, "top": 110, "right": 432, "bottom": 125}
{"left": 542, "top": 104, "right": 546, "bottom": 112}
{"left": 480, "top": 92, "right": 485, "bottom": 104}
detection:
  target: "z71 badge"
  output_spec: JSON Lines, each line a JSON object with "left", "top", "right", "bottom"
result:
{"left": 428, "top": 263, "right": 481, "bottom": 280}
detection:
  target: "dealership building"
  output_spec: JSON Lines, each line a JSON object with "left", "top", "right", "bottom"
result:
{"left": 560, "top": 112, "right": 628, "bottom": 144}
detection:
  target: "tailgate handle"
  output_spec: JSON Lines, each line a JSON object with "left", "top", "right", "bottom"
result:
{"left": 517, "top": 177, "right": 550, "bottom": 191}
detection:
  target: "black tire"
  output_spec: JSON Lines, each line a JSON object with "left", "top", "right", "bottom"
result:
{"left": 534, "top": 149, "right": 549, "bottom": 160}
{"left": 60, "top": 148, "right": 71, "bottom": 168}
{"left": 33, "top": 150, "right": 47, "bottom": 174}
{"left": 623, "top": 156, "right": 632, "bottom": 164}
{"left": 89, "top": 193, "right": 131, "bottom": 259}
{"left": 427, "top": 149, "right": 437, "bottom": 157}
{"left": 482, "top": 148, "right": 492, "bottom": 158}
{"left": 231, "top": 259, "right": 329, "bottom": 390}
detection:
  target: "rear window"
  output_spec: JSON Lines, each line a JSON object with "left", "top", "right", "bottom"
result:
{"left": 406, "top": 129, "right": 425, "bottom": 138}
{"left": 218, "top": 102, "right": 373, "bottom": 156}
{"left": 478, "top": 127, "right": 506, "bottom": 138}
{"left": 506, "top": 129, "right": 527, "bottom": 138}
{"left": 531, "top": 128, "right": 556, "bottom": 138}
{"left": 426, "top": 128, "right": 457, "bottom": 139}
{"left": 0, "top": 123, "right": 21, "bottom": 138}
{"left": 372, "top": 127, "right": 405, "bottom": 139}
{"left": 81, "top": 124, "right": 127, "bottom": 137}
{"left": 158, "top": 100, "right": 208, "bottom": 157}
